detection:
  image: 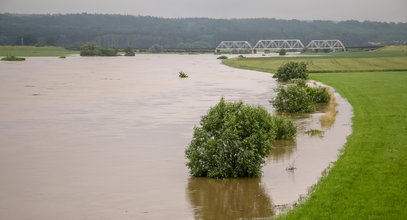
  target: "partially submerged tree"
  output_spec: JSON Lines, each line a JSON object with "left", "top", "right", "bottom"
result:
{"left": 185, "top": 98, "right": 296, "bottom": 178}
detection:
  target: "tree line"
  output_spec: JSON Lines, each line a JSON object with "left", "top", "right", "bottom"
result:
{"left": 0, "top": 13, "right": 406, "bottom": 49}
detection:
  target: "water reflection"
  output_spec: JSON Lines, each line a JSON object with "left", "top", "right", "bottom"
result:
{"left": 319, "top": 96, "right": 338, "bottom": 129}
{"left": 270, "top": 140, "right": 297, "bottom": 162}
{"left": 187, "top": 177, "right": 275, "bottom": 220}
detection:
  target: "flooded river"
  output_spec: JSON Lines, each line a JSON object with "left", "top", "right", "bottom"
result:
{"left": 0, "top": 54, "right": 352, "bottom": 220}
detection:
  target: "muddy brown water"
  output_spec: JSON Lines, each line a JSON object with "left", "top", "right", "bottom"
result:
{"left": 0, "top": 54, "right": 352, "bottom": 220}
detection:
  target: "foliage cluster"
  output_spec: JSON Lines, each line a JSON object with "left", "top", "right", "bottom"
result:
{"left": 272, "top": 116, "right": 297, "bottom": 140}
{"left": 1, "top": 55, "right": 25, "bottom": 61}
{"left": 124, "top": 47, "right": 135, "bottom": 56}
{"left": 179, "top": 71, "right": 188, "bottom": 78}
{"left": 80, "top": 42, "right": 118, "bottom": 56}
{"left": 217, "top": 55, "right": 228, "bottom": 59}
{"left": 185, "top": 98, "right": 296, "bottom": 178}
{"left": 273, "top": 61, "right": 308, "bottom": 81}
{"left": 271, "top": 85, "right": 315, "bottom": 113}
{"left": 271, "top": 81, "right": 330, "bottom": 113}
{"left": 279, "top": 49, "right": 287, "bottom": 56}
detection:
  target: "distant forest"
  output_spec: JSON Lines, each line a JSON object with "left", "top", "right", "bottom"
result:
{"left": 1, "top": 13, "right": 407, "bottom": 49}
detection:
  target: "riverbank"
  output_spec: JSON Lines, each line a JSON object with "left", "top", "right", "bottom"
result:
{"left": 222, "top": 48, "right": 407, "bottom": 219}
{"left": 278, "top": 71, "right": 407, "bottom": 219}
{"left": 0, "top": 46, "right": 78, "bottom": 57}
{"left": 223, "top": 47, "right": 407, "bottom": 73}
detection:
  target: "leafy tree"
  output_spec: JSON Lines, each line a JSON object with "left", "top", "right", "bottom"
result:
{"left": 273, "top": 61, "right": 308, "bottom": 82}
{"left": 185, "top": 98, "right": 296, "bottom": 178}
{"left": 279, "top": 49, "right": 287, "bottom": 56}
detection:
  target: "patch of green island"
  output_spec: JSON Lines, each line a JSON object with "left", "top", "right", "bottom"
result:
{"left": 223, "top": 46, "right": 407, "bottom": 219}
{"left": 1, "top": 55, "right": 25, "bottom": 61}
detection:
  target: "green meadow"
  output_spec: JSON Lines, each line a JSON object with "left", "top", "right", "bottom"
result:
{"left": 0, "top": 46, "right": 78, "bottom": 57}
{"left": 223, "top": 46, "right": 407, "bottom": 73}
{"left": 223, "top": 46, "right": 407, "bottom": 219}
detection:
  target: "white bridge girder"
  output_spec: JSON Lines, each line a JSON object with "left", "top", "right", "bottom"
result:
{"left": 215, "top": 41, "right": 253, "bottom": 51}
{"left": 253, "top": 39, "right": 305, "bottom": 50}
{"left": 306, "top": 40, "right": 346, "bottom": 51}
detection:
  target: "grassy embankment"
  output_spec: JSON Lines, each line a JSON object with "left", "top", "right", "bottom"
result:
{"left": 223, "top": 46, "right": 407, "bottom": 73}
{"left": 0, "top": 46, "right": 78, "bottom": 57}
{"left": 223, "top": 46, "right": 407, "bottom": 219}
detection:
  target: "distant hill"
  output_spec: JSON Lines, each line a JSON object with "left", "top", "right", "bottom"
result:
{"left": 0, "top": 13, "right": 406, "bottom": 48}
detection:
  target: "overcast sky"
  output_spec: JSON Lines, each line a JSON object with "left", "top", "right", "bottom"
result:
{"left": 1, "top": 0, "right": 406, "bottom": 22}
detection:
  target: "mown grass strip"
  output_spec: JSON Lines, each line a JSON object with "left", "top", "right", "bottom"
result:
{"left": 0, "top": 46, "right": 78, "bottom": 57}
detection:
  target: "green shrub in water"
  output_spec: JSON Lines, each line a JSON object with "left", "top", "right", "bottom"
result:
{"left": 186, "top": 98, "right": 286, "bottom": 178}
{"left": 273, "top": 61, "right": 308, "bottom": 82}
{"left": 217, "top": 55, "right": 228, "bottom": 59}
{"left": 271, "top": 85, "right": 315, "bottom": 113}
{"left": 306, "top": 86, "right": 330, "bottom": 103}
{"left": 279, "top": 49, "right": 287, "bottom": 56}
{"left": 272, "top": 116, "right": 297, "bottom": 140}
{"left": 290, "top": 78, "right": 330, "bottom": 103}
{"left": 179, "top": 71, "right": 188, "bottom": 78}
{"left": 1, "top": 55, "right": 25, "bottom": 61}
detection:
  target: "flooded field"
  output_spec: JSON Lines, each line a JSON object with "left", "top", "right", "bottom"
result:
{"left": 0, "top": 54, "right": 351, "bottom": 220}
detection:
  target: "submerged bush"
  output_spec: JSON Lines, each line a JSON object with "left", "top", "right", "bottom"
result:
{"left": 1, "top": 55, "right": 25, "bottom": 61}
{"left": 271, "top": 85, "right": 315, "bottom": 113}
{"left": 279, "top": 49, "right": 287, "bottom": 56}
{"left": 272, "top": 116, "right": 297, "bottom": 140}
{"left": 271, "top": 83, "right": 331, "bottom": 113}
{"left": 273, "top": 61, "right": 308, "bottom": 82}
{"left": 179, "top": 71, "right": 188, "bottom": 78}
{"left": 186, "top": 98, "right": 283, "bottom": 178}
{"left": 217, "top": 55, "right": 228, "bottom": 59}
{"left": 306, "top": 86, "right": 330, "bottom": 103}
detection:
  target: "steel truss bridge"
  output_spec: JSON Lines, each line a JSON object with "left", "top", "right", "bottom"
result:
{"left": 215, "top": 39, "right": 346, "bottom": 53}
{"left": 215, "top": 41, "right": 252, "bottom": 53}
{"left": 253, "top": 39, "right": 305, "bottom": 51}
{"left": 306, "top": 40, "right": 346, "bottom": 51}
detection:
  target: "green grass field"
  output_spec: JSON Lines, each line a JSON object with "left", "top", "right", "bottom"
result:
{"left": 278, "top": 71, "right": 407, "bottom": 219}
{"left": 223, "top": 47, "right": 407, "bottom": 73}
{"left": 223, "top": 47, "right": 407, "bottom": 219}
{"left": 0, "top": 46, "right": 78, "bottom": 57}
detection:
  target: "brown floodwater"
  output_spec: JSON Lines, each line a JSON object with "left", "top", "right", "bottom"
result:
{"left": 0, "top": 54, "right": 352, "bottom": 220}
